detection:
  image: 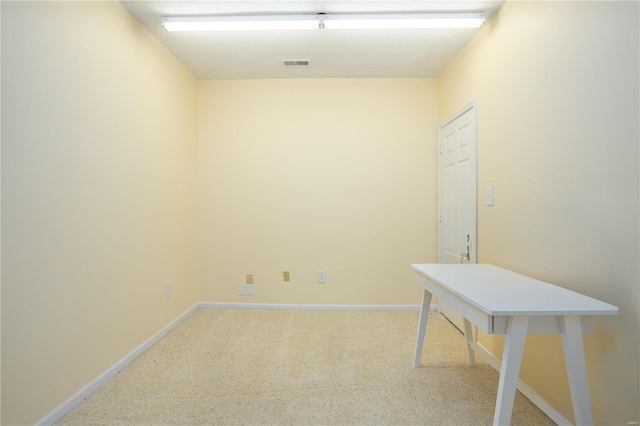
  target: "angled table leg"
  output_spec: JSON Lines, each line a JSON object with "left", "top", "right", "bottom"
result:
{"left": 413, "top": 289, "right": 433, "bottom": 368}
{"left": 463, "top": 318, "right": 476, "bottom": 366}
{"left": 561, "top": 316, "right": 593, "bottom": 426}
{"left": 493, "top": 316, "right": 529, "bottom": 426}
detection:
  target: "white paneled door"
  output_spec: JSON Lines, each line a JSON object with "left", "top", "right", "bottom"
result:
{"left": 437, "top": 101, "right": 477, "bottom": 332}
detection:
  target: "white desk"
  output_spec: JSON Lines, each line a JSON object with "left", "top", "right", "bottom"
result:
{"left": 411, "top": 264, "right": 618, "bottom": 426}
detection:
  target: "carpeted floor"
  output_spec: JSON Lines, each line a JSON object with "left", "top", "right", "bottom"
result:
{"left": 57, "top": 309, "right": 554, "bottom": 425}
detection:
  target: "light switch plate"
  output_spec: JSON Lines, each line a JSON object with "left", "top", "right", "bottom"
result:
{"left": 486, "top": 186, "right": 494, "bottom": 206}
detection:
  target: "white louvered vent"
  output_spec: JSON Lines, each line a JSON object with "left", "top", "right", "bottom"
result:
{"left": 282, "top": 60, "right": 310, "bottom": 67}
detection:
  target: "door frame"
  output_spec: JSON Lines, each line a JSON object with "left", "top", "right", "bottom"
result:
{"left": 437, "top": 99, "right": 479, "bottom": 265}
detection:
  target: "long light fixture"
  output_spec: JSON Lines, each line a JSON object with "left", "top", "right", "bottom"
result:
{"left": 161, "top": 12, "right": 486, "bottom": 32}
{"left": 322, "top": 13, "right": 485, "bottom": 30}
{"left": 162, "top": 15, "right": 319, "bottom": 31}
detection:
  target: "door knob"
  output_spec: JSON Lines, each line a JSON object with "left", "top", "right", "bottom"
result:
{"left": 460, "top": 234, "right": 470, "bottom": 263}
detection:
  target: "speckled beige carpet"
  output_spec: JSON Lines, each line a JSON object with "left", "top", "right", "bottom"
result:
{"left": 57, "top": 309, "right": 554, "bottom": 425}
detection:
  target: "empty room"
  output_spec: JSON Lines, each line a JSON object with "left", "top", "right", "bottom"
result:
{"left": 1, "top": 1, "right": 639, "bottom": 425}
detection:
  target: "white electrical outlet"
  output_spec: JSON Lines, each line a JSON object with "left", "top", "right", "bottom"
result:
{"left": 317, "top": 270, "right": 326, "bottom": 283}
{"left": 166, "top": 282, "right": 172, "bottom": 299}
{"left": 246, "top": 284, "right": 254, "bottom": 296}
{"left": 238, "top": 284, "right": 246, "bottom": 296}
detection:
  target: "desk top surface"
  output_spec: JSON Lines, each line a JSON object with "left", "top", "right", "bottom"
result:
{"left": 411, "top": 264, "right": 618, "bottom": 316}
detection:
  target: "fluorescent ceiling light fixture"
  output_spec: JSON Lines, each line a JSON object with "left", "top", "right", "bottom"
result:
{"left": 162, "top": 15, "right": 319, "bottom": 31}
{"left": 322, "top": 13, "right": 486, "bottom": 29}
{"left": 161, "top": 12, "right": 486, "bottom": 32}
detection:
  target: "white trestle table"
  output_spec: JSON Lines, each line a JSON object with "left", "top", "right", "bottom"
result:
{"left": 411, "top": 263, "right": 618, "bottom": 426}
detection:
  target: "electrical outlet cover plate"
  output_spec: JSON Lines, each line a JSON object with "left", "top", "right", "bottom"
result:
{"left": 246, "top": 284, "right": 254, "bottom": 296}
{"left": 166, "top": 282, "right": 172, "bottom": 299}
{"left": 317, "top": 270, "right": 326, "bottom": 283}
{"left": 283, "top": 271, "right": 290, "bottom": 282}
{"left": 238, "top": 284, "right": 246, "bottom": 296}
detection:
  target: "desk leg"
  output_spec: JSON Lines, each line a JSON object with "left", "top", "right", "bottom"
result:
{"left": 413, "top": 290, "right": 432, "bottom": 368}
{"left": 463, "top": 318, "right": 476, "bottom": 367}
{"left": 493, "top": 316, "right": 528, "bottom": 426}
{"left": 561, "top": 316, "right": 593, "bottom": 426}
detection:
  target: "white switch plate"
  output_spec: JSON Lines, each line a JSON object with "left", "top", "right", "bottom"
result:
{"left": 238, "top": 284, "right": 246, "bottom": 296}
{"left": 166, "top": 282, "right": 172, "bottom": 299}
{"left": 246, "top": 284, "right": 254, "bottom": 296}
{"left": 317, "top": 270, "right": 326, "bottom": 283}
{"left": 486, "top": 186, "right": 494, "bottom": 206}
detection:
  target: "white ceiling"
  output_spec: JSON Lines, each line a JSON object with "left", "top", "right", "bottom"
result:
{"left": 121, "top": 1, "right": 503, "bottom": 79}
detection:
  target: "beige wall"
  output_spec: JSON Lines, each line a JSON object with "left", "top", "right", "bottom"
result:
{"left": 196, "top": 79, "right": 438, "bottom": 305}
{"left": 1, "top": 2, "right": 198, "bottom": 424}
{"left": 438, "top": 1, "right": 639, "bottom": 424}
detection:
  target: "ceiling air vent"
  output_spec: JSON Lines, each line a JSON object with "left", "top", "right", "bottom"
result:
{"left": 282, "top": 59, "right": 310, "bottom": 67}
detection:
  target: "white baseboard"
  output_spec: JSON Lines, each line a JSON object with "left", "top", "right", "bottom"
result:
{"left": 470, "top": 341, "right": 572, "bottom": 425}
{"left": 36, "top": 303, "right": 200, "bottom": 426}
{"left": 199, "top": 302, "right": 427, "bottom": 311}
